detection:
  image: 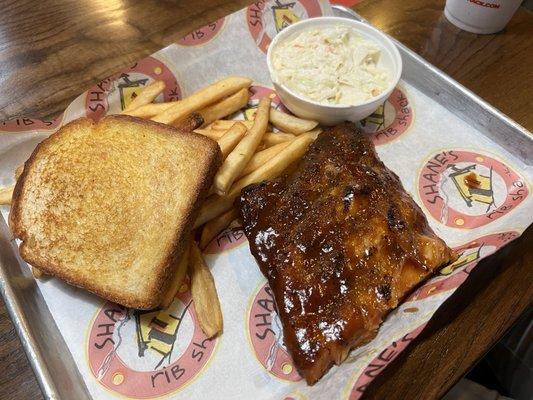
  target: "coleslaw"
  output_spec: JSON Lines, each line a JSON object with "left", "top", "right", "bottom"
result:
{"left": 271, "top": 25, "right": 390, "bottom": 106}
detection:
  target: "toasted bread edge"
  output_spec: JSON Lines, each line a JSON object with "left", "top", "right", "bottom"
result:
{"left": 9, "top": 117, "right": 94, "bottom": 238}
{"left": 10, "top": 115, "right": 222, "bottom": 309}
{"left": 139, "top": 118, "right": 223, "bottom": 309}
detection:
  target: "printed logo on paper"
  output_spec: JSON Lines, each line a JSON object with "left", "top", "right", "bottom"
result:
{"left": 360, "top": 87, "right": 413, "bottom": 145}
{"left": 87, "top": 289, "right": 217, "bottom": 398}
{"left": 0, "top": 115, "right": 63, "bottom": 132}
{"left": 248, "top": 282, "right": 302, "bottom": 382}
{"left": 283, "top": 392, "right": 307, "bottom": 400}
{"left": 409, "top": 231, "right": 520, "bottom": 301}
{"left": 204, "top": 227, "right": 248, "bottom": 255}
{"left": 247, "top": 0, "right": 323, "bottom": 53}
{"left": 348, "top": 324, "right": 426, "bottom": 399}
{"left": 418, "top": 150, "right": 528, "bottom": 228}
{"left": 85, "top": 56, "right": 181, "bottom": 121}
{"left": 177, "top": 17, "right": 226, "bottom": 46}
{"left": 440, "top": 231, "right": 519, "bottom": 276}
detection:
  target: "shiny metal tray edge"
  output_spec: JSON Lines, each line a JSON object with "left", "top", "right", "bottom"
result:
{"left": 0, "top": 217, "right": 91, "bottom": 399}
{"left": 334, "top": 6, "right": 532, "bottom": 164}
{"left": 1, "top": 6, "right": 532, "bottom": 400}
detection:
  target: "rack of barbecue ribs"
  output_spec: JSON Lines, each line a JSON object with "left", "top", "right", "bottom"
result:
{"left": 237, "top": 123, "right": 456, "bottom": 385}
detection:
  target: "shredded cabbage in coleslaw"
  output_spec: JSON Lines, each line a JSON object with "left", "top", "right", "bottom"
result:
{"left": 271, "top": 26, "right": 390, "bottom": 106}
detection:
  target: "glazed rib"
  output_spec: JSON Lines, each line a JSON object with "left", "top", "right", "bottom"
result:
{"left": 237, "top": 123, "right": 456, "bottom": 384}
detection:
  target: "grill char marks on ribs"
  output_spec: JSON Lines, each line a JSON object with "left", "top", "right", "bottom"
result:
{"left": 237, "top": 123, "right": 456, "bottom": 384}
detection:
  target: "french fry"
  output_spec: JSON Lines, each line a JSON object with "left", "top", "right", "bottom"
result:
{"left": 190, "top": 242, "right": 223, "bottom": 338}
{"left": 193, "top": 129, "right": 226, "bottom": 141}
{"left": 122, "top": 80, "right": 166, "bottom": 112}
{"left": 213, "top": 97, "right": 271, "bottom": 195}
{"left": 195, "top": 133, "right": 315, "bottom": 227}
{"left": 299, "top": 129, "right": 322, "bottom": 141}
{"left": 32, "top": 267, "right": 46, "bottom": 279}
{"left": 228, "top": 219, "right": 241, "bottom": 230}
{"left": 0, "top": 186, "right": 14, "bottom": 205}
{"left": 204, "top": 123, "right": 248, "bottom": 196}
{"left": 173, "top": 112, "right": 204, "bottom": 132}
{"left": 199, "top": 88, "right": 249, "bottom": 127}
{"left": 199, "top": 208, "right": 237, "bottom": 249}
{"left": 261, "top": 132, "right": 296, "bottom": 147}
{"left": 269, "top": 107, "right": 319, "bottom": 134}
{"left": 304, "top": 127, "right": 323, "bottom": 140}
{"left": 160, "top": 242, "right": 190, "bottom": 308}
{"left": 210, "top": 119, "right": 254, "bottom": 130}
{"left": 152, "top": 76, "right": 252, "bottom": 124}
{"left": 121, "top": 102, "right": 174, "bottom": 118}
{"left": 217, "top": 123, "right": 247, "bottom": 159}
{"left": 0, "top": 166, "right": 26, "bottom": 207}
{"left": 238, "top": 141, "right": 291, "bottom": 178}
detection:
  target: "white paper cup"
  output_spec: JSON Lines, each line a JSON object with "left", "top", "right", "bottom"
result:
{"left": 444, "top": 0, "right": 522, "bottom": 34}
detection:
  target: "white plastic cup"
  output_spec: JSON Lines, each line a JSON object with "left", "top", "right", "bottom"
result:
{"left": 444, "top": 0, "right": 522, "bottom": 34}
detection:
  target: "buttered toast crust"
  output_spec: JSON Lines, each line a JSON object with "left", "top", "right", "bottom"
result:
{"left": 10, "top": 115, "right": 222, "bottom": 309}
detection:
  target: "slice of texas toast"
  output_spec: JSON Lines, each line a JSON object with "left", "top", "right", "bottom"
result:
{"left": 10, "top": 115, "right": 221, "bottom": 309}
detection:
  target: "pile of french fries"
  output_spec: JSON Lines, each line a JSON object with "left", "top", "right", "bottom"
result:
{"left": 0, "top": 76, "right": 321, "bottom": 339}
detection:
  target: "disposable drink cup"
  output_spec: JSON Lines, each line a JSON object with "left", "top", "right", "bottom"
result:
{"left": 445, "top": 0, "right": 522, "bottom": 34}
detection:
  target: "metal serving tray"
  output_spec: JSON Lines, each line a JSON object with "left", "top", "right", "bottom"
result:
{"left": 0, "top": 5, "right": 531, "bottom": 400}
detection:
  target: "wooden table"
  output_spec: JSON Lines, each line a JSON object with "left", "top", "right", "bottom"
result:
{"left": 0, "top": 1, "right": 531, "bottom": 399}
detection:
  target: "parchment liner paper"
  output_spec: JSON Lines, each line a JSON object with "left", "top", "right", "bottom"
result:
{"left": 0, "top": 1, "right": 531, "bottom": 399}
